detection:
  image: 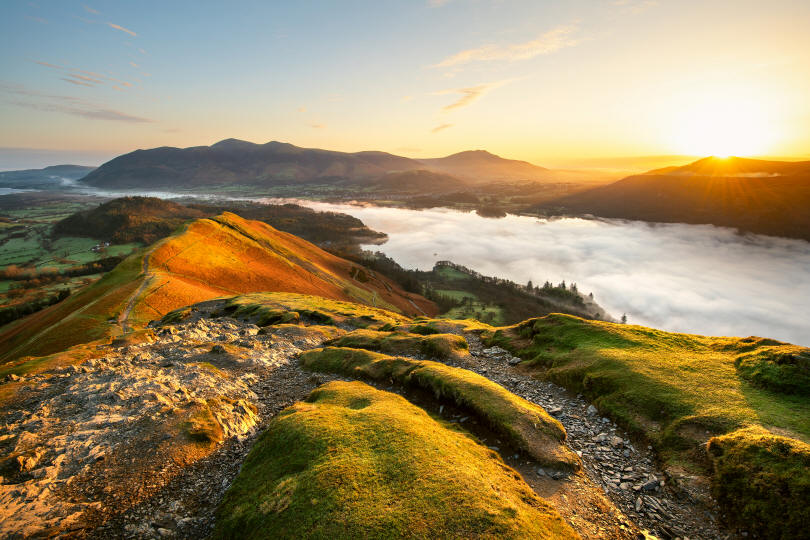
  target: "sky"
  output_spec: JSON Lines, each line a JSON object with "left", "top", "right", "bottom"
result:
{"left": 2, "top": 0, "right": 810, "bottom": 169}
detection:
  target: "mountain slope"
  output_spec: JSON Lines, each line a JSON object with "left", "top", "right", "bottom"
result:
{"left": 0, "top": 212, "right": 434, "bottom": 363}
{"left": 79, "top": 140, "right": 428, "bottom": 189}
{"left": 419, "top": 150, "right": 550, "bottom": 183}
{"left": 533, "top": 156, "right": 810, "bottom": 240}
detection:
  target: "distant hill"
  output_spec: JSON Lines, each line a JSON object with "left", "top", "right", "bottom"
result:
{"left": 419, "top": 150, "right": 550, "bottom": 183}
{"left": 533, "top": 156, "right": 810, "bottom": 241}
{"left": 0, "top": 212, "right": 435, "bottom": 362}
{"left": 0, "top": 164, "right": 95, "bottom": 189}
{"left": 79, "top": 139, "right": 428, "bottom": 189}
{"left": 53, "top": 197, "right": 207, "bottom": 244}
{"left": 76, "top": 139, "right": 594, "bottom": 190}
{"left": 52, "top": 196, "right": 387, "bottom": 247}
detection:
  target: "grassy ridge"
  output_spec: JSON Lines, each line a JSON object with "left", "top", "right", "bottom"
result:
{"left": 326, "top": 328, "right": 470, "bottom": 361}
{"left": 485, "top": 313, "right": 810, "bottom": 534}
{"left": 300, "top": 347, "right": 579, "bottom": 470}
{"left": 214, "top": 381, "right": 577, "bottom": 539}
{"left": 708, "top": 427, "right": 810, "bottom": 539}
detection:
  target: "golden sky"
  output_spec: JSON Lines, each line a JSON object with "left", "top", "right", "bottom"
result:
{"left": 2, "top": 1, "right": 809, "bottom": 168}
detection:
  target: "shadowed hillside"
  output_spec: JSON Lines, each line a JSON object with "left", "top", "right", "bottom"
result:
{"left": 78, "top": 139, "right": 427, "bottom": 189}
{"left": 0, "top": 212, "right": 434, "bottom": 363}
{"left": 533, "top": 156, "right": 810, "bottom": 240}
{"left": 52, "top": 196, "right": 386, "bottom": 247}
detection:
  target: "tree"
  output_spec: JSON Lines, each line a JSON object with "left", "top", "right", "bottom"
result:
{"left": 621, "top": 313, "right": 627, "bottom": 324}
{"left": 526, "top": 280, "right": 533, "bottom": 291}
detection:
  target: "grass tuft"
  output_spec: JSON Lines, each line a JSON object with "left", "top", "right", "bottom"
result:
{"left": 299, "top": 347, "right": 579, "bottom": 470}
{"left": 214, "top": 381, "right": 577, "bottom": 539}
{"left": 708, "top": 426, "right": 810, "bottom": 538}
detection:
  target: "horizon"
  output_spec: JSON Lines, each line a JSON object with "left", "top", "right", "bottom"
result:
{"left": 2, "top": 137, "right": 810, "bottom": 172}
{"left": 3, "top": 1, "right": 810, "bottom": 169}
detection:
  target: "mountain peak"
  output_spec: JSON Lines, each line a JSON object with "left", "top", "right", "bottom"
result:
{"left": 210, "top": 138, "right": 257, "bottom": 149}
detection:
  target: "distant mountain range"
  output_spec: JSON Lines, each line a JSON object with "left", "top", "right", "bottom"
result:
{"left": 76, "top": 139, "right": 559, "bottom": 190}
{"left": 535, "top": 156, "right": 810, "bottom": 241}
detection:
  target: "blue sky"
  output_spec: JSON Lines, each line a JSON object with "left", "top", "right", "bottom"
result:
{"left": 2, "top": 0, "right": 810, "bottom": 168}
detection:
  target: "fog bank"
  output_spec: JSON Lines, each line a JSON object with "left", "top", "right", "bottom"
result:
{"left": 300, "top": 202, "right": 810, "bottom": 346}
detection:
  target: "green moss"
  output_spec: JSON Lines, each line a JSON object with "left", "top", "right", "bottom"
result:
{"left": 214, "top": 381, "right": 577, "bottom": 539}
{"left": 733, "top": 344, "right": 810, "bottom": 395}
{"left": 708, "top": 426, "right": 810, "bottom": 538}
{"left": 161, "top": 307, "right": 193, "bottom": 325}
{"left": 182, "top": 405, "right": 224, "bottom": 444}
{"left": 486, "top": 314, "right": 810, "bottom": 457}
{"left": 300, "top": 347, "right": 579, "bottom": 470}
{"left": 327, "top": 329, "right": 469, "bottom": 361}
{"left": 223, "top": 293, "right": 409, "bottom": 330}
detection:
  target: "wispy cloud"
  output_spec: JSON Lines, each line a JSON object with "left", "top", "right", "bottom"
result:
{"left": 129, "top": 61, "right": 139, "bottom": 68}
{"left": 35, "top": 60, "right": 62, "bottom": 69}
{"left": 83, "top": 4, "right": 99, "bottom": 14}
{"left": 107, "top": 22, "right": 136, "bottom": 36}
{"left": 431, "top": 123, "right": 453, "bottom": 133}
{"left": 434, "top": 80, "right": 511, "bottom": 111}
{"left": 1, "top": 84, "right": 153, "bottom": 123}
{"left": 25, "top": 15, "right": 48, "bottom": 24}
{"left": 433, "top": 24, "right": 578, "bottom": 68}
{"left": 297, "top": 106, "right": 307, "bottom": 113}
{"left": 31, "top": 60, "right": 136, "bottom": 90}
{"left": 60, "top": 78, "right": 94, "bottom": 87}
{"left": 428, "top": 0, "right": 452, "bottom": 6}
{"left": 311, "top": 123, "right": 326, "bottom": 129}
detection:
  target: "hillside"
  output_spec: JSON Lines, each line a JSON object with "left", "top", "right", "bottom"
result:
{"left": 78, "top": 139, "right": 428, "bottom": 189}
{"left": 0, "top": 212, "right": 434, "bottom": 363}
{"left": 52, "top": 196, "right": 386, "bottom": 247}
{"left": 533, "top": 156, "right": 810, "bottom": 240}
{"left": 53, "top": 197, "right": 207, "bottom": 244}
{"left": 75, "top": 139, "right": 595, "bottom": 190}
{"left": 4, "top": 291, "right": 807, "bottom": 537}
{"left": 419, "top": 150, "right": 550, "bottom": 183}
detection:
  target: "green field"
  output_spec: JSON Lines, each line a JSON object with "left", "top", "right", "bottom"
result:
{"left": 436, "top": 289, "right": 506, "bottom": 325}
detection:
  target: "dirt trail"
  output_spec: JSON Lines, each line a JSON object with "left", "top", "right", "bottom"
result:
{"left": 118, "top": 251, "right": 153, "bottom": 333}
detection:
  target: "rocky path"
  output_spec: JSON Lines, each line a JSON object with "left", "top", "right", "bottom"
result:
{"left": 2, "top": 310, "right": 731, "bottom": 539}
{"left": 460, "top": 333, "right": 728, "bottom": 540}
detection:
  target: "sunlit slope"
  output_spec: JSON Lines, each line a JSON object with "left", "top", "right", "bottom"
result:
{"left": 0, "top": 250, "right": 147, "bottom": 365}
{"left": 485, "top": 314, "right": 810, "bottom": 535}
{"left": 536, "top": 156, "right": 810, "bottom": 240}
{"left": 128, "top": 212, "right": 433, "bottom": 325}
{"left": 0, "top": 213, "right": 435, "bottom": 363}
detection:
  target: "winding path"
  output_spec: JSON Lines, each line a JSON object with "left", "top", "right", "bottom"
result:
{"left": 117, "top": 251, "right": 153, "bottom": 334}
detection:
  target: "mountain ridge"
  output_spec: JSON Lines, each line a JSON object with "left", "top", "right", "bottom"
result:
{"left": 533, "top": 156, "right": 810, "bottom": 240}
{"left": 77, "top": 139, "right": 555, "bottom": 189}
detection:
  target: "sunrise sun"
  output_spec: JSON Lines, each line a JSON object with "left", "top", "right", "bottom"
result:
{"left": 667, "top": 92, "right": 777, "bottom": 157}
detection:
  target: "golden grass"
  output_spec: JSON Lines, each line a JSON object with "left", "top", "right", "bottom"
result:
{"left": 214, "top": 381, "right": 577, "bottom": 539}
{"left": 300, "top": 347, "right": 579, "bottom": 471}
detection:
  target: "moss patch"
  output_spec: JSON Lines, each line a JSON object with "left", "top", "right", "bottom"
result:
{"left": 300, "top": 347, "right": 579, "bottom": 471}
{"left": 222, "top": 292, "right": 409, "bottom": 329}
{"left": 327, "top": 329, "right": 469, "bottom": 361}
{"left": 214, "top": 381, "right": 576, "bottom": 539}
{"left": 708, "top": 426, "right": 810, "bottom": 538}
